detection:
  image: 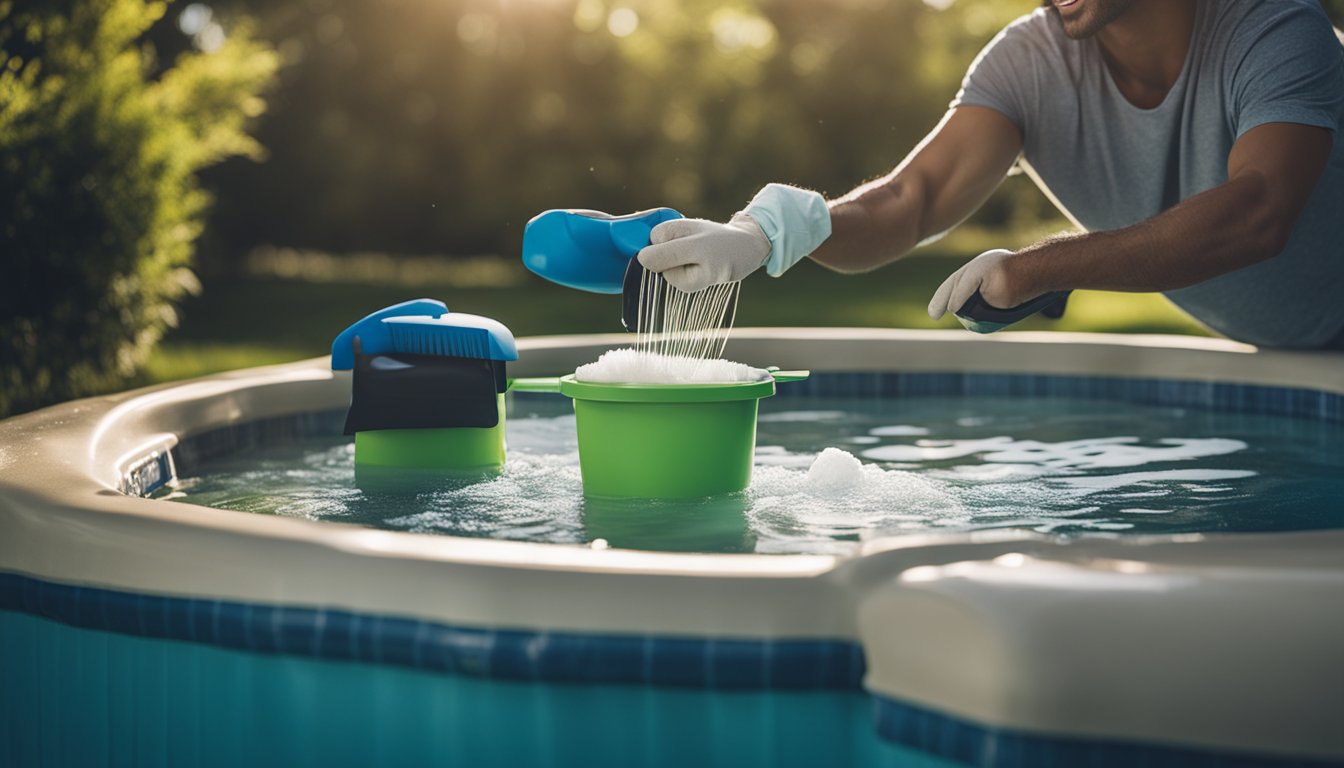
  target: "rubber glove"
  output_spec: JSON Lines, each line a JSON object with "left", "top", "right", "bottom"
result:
{"left": 638, "top": 183, "right": 832, "bottom": 293}
{"left": 927, "top": 248, "right": 1015, "bottom": 321}
{"left": 636, "top": 213, "right": 770, "bottom": 293}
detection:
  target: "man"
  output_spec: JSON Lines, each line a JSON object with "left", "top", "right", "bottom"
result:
{"left": 637, "top": 0, "right": 1344, "bottom": 348}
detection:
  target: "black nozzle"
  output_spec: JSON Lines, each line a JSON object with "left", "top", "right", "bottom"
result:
{"left": 621, "top": 256, "right": 644, "bottom": 332}
{"left": 620, "top": 258, "right": 739, "bottom": 333}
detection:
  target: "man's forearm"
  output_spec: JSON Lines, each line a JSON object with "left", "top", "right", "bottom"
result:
{"left": 1006, "top": 173, "right": 1297, "bottom": 299}
{"left": 807, "top": 174, "right": 928, "bottom": 274}
{"left": 804, "top": 106, "right": 1025, "bottom": 275}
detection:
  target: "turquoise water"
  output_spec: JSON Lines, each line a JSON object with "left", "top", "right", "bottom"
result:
{"left": 0, "top": 610, "right": 951, "bottom": 768}
{"left": 160, "top": 396, "right": 1344, "bottom": 554}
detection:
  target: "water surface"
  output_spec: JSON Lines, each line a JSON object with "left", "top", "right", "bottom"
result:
{"left": 159, "top": 395, "right": 1344, "bottom": 554}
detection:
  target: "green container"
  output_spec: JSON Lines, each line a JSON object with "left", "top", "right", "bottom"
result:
{"left": 514, "top": 372, "right": 807, "bottom": 499}
{"left": 354, "top": 394, "right": 506, "bottom": 473}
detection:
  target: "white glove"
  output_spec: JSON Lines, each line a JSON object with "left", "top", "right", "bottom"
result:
{"left": 637, "top": 213, "right": 771, "bottom": 293}
{"left": 927, "top": 248, "right": 1015, "bottom": 320}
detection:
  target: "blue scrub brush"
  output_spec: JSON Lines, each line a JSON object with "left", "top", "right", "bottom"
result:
{"left": 331, "top": 299, "right": 517, "bottom": 368}
{"left": 331, "top": 299, "right": 520, "bottom": 472}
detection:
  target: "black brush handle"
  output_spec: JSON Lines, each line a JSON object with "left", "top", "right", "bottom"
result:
{"left": 956, "top": 290, "right": 1072, "bottom": 325}
{"left": 621, "top": 258, "right": 739, "bottom": 333}
{"left": 621, "top": 257, "right": 644, "bottom": 332}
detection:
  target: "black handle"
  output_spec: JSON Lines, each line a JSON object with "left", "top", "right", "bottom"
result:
{"left": 621, "top": 256, "right": 644, "bottom": 332}
{"left": 955, "top": 290, "right": 1071, "bottom": 326}
{"left": 621, "top": 258, "right": 739, "bottom": 333}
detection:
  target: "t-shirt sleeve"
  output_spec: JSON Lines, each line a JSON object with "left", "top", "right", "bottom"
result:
{"left": 1228, "top": 1, "right": 1344, "bottom": 139}
{"left": 949, "top": 14, "right": 1047, "bottom": 133}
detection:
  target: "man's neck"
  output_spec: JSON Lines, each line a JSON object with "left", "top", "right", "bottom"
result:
{"left": 1096, "top": 0, "right": 1198, "bottom": 109}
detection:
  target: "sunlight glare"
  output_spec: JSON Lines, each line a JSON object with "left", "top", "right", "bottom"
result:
{"left": 607, "top": 7, "right": 639, "bottom": 37}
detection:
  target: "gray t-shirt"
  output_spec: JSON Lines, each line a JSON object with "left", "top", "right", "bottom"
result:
{"left": 952, "top": 0, "right": 1344, "bottom": 348}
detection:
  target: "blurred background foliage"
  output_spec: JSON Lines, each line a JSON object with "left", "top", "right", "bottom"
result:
{"left": 0, "top": 0, "right": 275, "bottom": 416}
{"left": 192, "top": 0, "right": 1050, "bottom": 264}
{"left": 3, "top": 0, "right": 1343, "bottom": 416}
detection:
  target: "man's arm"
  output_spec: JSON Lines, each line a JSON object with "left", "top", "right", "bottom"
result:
{"left": 969, "top": 122, "right": 1333, "bottom": 309}
{"left": 809, "top": 105, "right": 1024, "bottom": 273}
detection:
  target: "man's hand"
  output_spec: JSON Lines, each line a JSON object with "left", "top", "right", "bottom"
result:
{"left": 637, "top": 214, "right": 771, "bottom": 293}
{"left": 927, "top": 248, "right": 1035, "bottom": 319}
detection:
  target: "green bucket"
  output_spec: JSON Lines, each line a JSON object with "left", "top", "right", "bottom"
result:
{"left": 513, "top": 371, "right": 808, "bottom": 499}
{"left": 354, "top": 394, "right": 506, "bottom": 473}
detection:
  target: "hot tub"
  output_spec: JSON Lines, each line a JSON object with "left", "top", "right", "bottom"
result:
{"left": 1, "top": 329, "right": 1341, "bottom": 767}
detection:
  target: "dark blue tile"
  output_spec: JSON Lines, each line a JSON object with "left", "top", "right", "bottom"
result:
{"left": 487, "top": 627, "right": 545, "bottom": 680}
{"left": 767, "top": 642, "right": 826, "bottom": 688}
{"left": 165, "top": 595, "right": 194, "bottom": 641}
{"left": 138, "top": 593, "right": 173, "bottom": 639}
{"left": 246, "top": 603, "right": 284, "bottom": 653}
{"left": 705, "top": 637, "right": 766, "bottom": 689}
{"left": 41, "top": 580, "right": 79, "bottom": 626}
{"left": 374, "top": 615, "right": 421, "bottom": 667}
{"left": 545, "top": 632, "right": 648, "bottom": 684}
{"left": 420, "top": 625, "right": 494, "bottom": 677}
{"left": 873, "top": 694, "right": 1322, "bottom": 768}
{"left": 188, "top": 598, "right": 216, "bottom": 643}
{"left": 312, "top": 609, "right": 358, "bottom": 661}
{"left": 213, "top": 601, "right": 250, "bottom": 650}
{"left": 102, "top": 590, "right": 143, "bottom": 635}
{"left": 647, "top": 636, "right": 707, "bottom": 686}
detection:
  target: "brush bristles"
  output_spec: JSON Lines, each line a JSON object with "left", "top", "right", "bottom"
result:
{"left": 387, "top": 324, "right": 490, "bottom": 359}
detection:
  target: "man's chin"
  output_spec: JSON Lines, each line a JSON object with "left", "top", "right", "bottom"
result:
{"left": 1058, "top": 20, "right": 1099, "bottom": 40}
{"left": 1049, "top": 0, "right": 1139, "bottom": 39}
{"left": 1047, "top": 7, "right": 1102, "bottom": 39}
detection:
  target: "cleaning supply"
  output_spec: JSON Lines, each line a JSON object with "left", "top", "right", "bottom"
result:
{"left": 521, "top": 206, "right": 710, "bottom": 333}
{"left": 954, "top": 290, "right": 1071, "bottom": 333}
{"left": 512, "top": 369, "right": 809, "bottom": 498}
{"left": 332, "top": 299, "right": 518, "bottom": 472}
{"left": 522, "top": 207, "right": 683, "bottom": 294}
{"left": 575, "top": 349, "right": 767, "bottom": 384}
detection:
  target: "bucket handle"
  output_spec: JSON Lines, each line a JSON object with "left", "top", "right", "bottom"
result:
{"left": 509, "top": 377, "right": 563, "bottom": 393}
{"left": 767, "top": 368, "right": 810, "bottom": 383}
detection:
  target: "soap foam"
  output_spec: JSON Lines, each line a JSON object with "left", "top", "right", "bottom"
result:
{"left": 806, "top": 447, "right": 866, "bottom": 494}
{"left": 575, "top": 348, "right": 769, "bottom": 385}
{"left": 747, "top": 447, "right": 964, "bottom": 555}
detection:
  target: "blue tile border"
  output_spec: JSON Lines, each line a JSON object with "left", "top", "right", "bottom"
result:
{"left": 0, "top": 571, "right": 863, "bottom": 691}
{"left": 776, "top": 372, "right": 1343, "bottom": 423}
{"left": 169, "top": 410, "right": 346, "bottom": 478}
{"left": 873, "top": 695, "right": 1340, "bottom": 768}
{"left": 4, "top": 570, "right": 1333, "bottom": 766}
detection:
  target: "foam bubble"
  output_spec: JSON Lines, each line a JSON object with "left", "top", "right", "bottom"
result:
{"left": 574, "top": 348, "right": 769, "bottom": 384}
{"left": 806, "top": 447, "right": 865, "bottom": 494}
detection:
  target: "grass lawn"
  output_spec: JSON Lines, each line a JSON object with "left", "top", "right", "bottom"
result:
{"left": 145, "top": 251, "right": 1209, "bottom": 384}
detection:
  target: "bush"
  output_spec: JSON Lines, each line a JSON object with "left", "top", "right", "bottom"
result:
{"left": 0, "top": 0, "right": 276, "bottom": 417}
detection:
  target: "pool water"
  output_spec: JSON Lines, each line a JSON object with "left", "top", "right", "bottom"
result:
{"left": 159, "top": 395, "right": 1344, "bottom": 554}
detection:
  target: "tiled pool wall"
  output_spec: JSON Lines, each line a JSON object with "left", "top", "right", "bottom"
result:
{"left": 0, "top": 571, "right": 863, "bottom": 691}
{"left": 13, "top": 370, "right": 1338, "bottom": 768}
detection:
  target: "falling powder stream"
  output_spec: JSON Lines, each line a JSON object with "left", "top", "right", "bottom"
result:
{"left": 628, "top": 269, "right": 742, "bottom": 379}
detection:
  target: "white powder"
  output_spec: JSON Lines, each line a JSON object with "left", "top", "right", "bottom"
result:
{"left": 805, "top": 447, "right": 867, "bottom": 494}
{"left": 574, "top": 348, "right": 769, "bottom": 385}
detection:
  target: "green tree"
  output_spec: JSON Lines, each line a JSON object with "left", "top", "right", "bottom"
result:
{"left": 0, "top": 0, "right": 277, "bottom": 416}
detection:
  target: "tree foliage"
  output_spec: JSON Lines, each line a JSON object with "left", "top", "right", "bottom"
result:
{"left": 0, "top": 0, "right": 276, "bottom": 416}
{"left": 197, "top": 0, "right": 1040, "bottom": 263}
